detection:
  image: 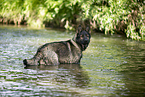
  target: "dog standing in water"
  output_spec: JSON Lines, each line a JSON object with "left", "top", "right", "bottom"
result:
{"left": 23, "top": 25, "right": 91, "bottom": 66}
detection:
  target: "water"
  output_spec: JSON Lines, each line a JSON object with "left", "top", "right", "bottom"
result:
{"left": 0, "top": 25, "right": 145, "bottom": 96}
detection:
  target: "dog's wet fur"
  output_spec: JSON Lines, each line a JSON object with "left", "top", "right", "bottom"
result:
{"left": 23, "top": 25, "right": 91, "bottom": 66}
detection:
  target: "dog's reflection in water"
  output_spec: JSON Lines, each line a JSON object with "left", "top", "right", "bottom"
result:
{"left": 25, "top": 64, "right": 90, "bottom": 88}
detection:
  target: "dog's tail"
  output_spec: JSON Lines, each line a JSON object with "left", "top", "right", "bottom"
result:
{"left": 23, "top": 52, "right": 43, "bottom": 66}
{"left": 23, "top": 58, "right": 37, "bottom": 66}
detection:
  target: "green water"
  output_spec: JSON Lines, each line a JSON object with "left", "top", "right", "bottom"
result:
{"left": 0, "top": 25, "right": 145, "bottom": 96}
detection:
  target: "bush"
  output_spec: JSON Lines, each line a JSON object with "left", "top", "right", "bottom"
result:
{"left": 0, "top": 0, "right": 144, "bottom": 40}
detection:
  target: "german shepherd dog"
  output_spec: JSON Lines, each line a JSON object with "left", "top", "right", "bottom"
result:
{"left": 23, "top": 25, "right": 91, "bottom": 66}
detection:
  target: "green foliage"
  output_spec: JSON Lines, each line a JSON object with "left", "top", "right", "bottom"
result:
{"left": 0, "top": 0, "right": 144, "bottom": 40}
{"left": 0, "top": 0, "right": 24, "bottom": 24}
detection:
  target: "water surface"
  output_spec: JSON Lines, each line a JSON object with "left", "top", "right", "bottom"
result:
{"left": 0, "top": 25, "right": 145, "bottom": 96}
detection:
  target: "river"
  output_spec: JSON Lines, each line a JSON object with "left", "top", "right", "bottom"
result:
{"left": 0, "top": 25, "right": 145, "bottom": 96}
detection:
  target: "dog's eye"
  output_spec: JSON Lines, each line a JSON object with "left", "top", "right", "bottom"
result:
{"left": 86, "top": 34, "right": 89, "bottom": 37}
{"left": 80, "top": 35, "right": 84, "bottom": 37}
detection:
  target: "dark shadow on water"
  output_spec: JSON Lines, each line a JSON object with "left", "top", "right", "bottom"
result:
{"left": 24, "top": 64, "right": 90, "bottom": 88}
{"left": 24, "top": 65, "right": 59, "bottom": 70}
{"left": 24, "top": 64, "right": 82, "bottom": 70}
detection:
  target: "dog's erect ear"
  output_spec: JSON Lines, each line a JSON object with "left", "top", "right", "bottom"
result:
{"left": 86, "top": 25, "right": 91, "bottom": 34}
{"left": 77, "top": 25, "right": 82, "bottom": 33}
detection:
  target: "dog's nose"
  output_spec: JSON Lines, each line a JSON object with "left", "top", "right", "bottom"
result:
{"left": 84, "top": 39, "right": 89, "bottom": 43}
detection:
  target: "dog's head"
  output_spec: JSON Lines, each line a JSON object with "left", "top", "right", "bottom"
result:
{"left": 73, "top": 25, "right": 91, "bottom": 51}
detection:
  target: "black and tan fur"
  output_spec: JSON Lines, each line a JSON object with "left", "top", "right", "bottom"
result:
{"left": 23, "top": 25, "right": 91, "bottom": 66}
